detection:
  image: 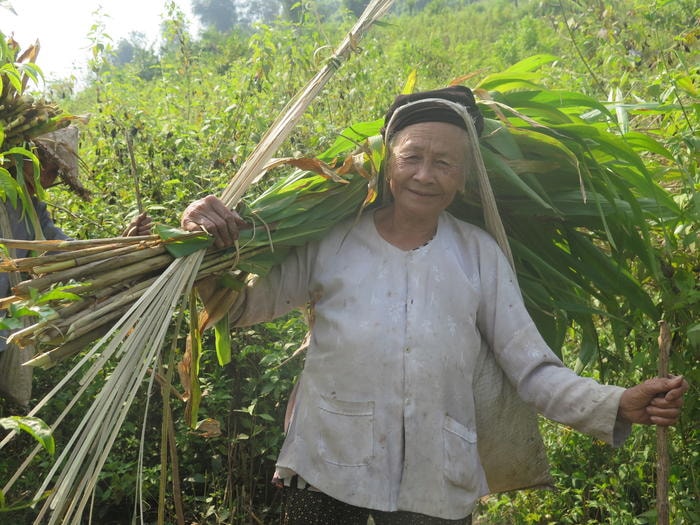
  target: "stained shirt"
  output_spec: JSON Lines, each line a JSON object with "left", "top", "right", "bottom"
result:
{"left": 228, "top": 210, "right": 629, "bottom": 519}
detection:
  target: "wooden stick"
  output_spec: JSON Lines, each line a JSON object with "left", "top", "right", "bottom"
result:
{"left": 656, "top": 320, "right": 671, "bottom": 525}
{"left": 125, "top": 129, "right": 145, "bottom": 214}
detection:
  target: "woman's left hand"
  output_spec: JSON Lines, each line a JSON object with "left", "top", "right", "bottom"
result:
{"left": 618, "top": 375, "right": 689, "bottom": 426}
{"left": 123, "top": 212, "right": 153, "bottom": 237}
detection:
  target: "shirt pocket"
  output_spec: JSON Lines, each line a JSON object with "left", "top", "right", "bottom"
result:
{"left": 317, "top": 396, "right": 374, "bottom": 467}
{"left": 443, "top": 414, "right": 480, "bottom": 489}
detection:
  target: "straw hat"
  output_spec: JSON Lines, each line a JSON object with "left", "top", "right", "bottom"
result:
{"left": 33, "top": 125, "right": 91, "bottom": 201}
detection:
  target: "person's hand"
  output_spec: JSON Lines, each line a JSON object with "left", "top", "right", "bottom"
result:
{"left": 618, "top": 375, "right": 689, "bottom": 426}
{"left": 123, "top": 212, "right": 153, "bottom": 237}
{"left": 181, "top": 195, "right": 247, "bottom": 249}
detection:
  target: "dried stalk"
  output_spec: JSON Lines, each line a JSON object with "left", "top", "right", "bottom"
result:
{"left": 0, "top": 234, "right": 159, "bottom": 252}
{"left": 15, "top": 278, "right": 159, "bottom": 355}
{"left": 656, "top": 320, "right": 671, "bottom": 525}
{"left": 11, "top": 245, "right": 168, "bottom": 297}
{"left": 32, "top": 240, "right": 162, "bottom": 274}
{"left": 0, "top": 243, "right": 123, "bottom": 272}
{"left": 23, "top": 325, "right": 113, "bottom": 369}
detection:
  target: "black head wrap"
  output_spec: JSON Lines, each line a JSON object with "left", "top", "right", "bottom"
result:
{"left": 382, "top": 85, "right": 484, "bottom": 141}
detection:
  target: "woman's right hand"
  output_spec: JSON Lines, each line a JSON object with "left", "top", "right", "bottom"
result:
{"left": 181, "top": 195, "right": 247, "bottom": 249}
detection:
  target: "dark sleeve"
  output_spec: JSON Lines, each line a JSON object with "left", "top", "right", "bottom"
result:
{"left": 33, "top": 199, "right": 71, "bottom": 241}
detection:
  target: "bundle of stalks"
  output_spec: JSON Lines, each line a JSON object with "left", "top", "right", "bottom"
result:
{"left": 0, "top": 146, "right": 380, "bottom": 367}
{"left": 1, "top": 35, "right": 76, "bottom": 150}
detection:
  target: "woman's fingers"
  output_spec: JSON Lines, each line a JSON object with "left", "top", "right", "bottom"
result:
{"left": 182, "top": 195, "right": 246, "bottom": 249}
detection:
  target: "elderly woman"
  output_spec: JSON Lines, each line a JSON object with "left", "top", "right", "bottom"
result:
{"left": 181, "top": 87, "right": 687, "bottom": 525}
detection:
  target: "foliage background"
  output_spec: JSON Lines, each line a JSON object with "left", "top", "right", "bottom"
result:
{"left": 1, "top": 0, "right": 698, "bottom": 523}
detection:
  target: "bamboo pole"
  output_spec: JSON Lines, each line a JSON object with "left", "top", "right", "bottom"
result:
{"left": 219, "top": 0, "right": 395, "bottom": 207}
{"left": 656, "top": 320, "right": 671, "bottom": 525}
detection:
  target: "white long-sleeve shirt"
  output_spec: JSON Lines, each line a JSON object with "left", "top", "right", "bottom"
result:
{"left": 228, "top": 210, "right": 629, "bottom": 519}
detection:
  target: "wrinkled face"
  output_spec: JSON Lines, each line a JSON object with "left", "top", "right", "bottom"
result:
{"left": 387, "top": 121, "right": 469, "bottom": 219}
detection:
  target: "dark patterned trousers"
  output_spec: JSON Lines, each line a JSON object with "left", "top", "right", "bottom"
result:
{"left": 282, "top": 486, "right": 472, "bottom": 525}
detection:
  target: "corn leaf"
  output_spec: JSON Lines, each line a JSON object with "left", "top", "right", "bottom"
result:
{"left": 214, "top": 315, "right": 232, "bottom": 367}
{"left": 155, "top": 224, "right": 213, "bottom": 258}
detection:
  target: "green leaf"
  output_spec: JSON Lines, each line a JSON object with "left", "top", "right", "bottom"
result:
{"left": 477, "top": 73, "right": 544, "bottom": 92}
{"left": 322, "top": 121, "right": 383, "bottom": 160}
{"left": 501, "top": 89, "right": 613, "bottom": 122}
{"left": 480, "top": 147, "right": 556, "bottom": 211}
{"left": 480, "top": 119, "right": 523, "bottom": 159}
{"left": 0, "top": 416, "right": 55, "bottom": 456}
{"left": 0, "top": 169, "right": 20, "bottom": 205}
{"left": 214, "top": 315, "right": 232, "bottom": 366}
{"left": 622, "top": 131, "right": 675, "bottom": 160}
{"left": 502, "top": 54, "right": 558, "bottom": 73}
{"left": 35, "top": 288, "right": 82, "bottom": 305}
{"left": 155, "top": 224, "right": 214, "bottom": 258}
{"left": 687, "top": 323, "right": 700, "bottom": 350}
{"left": 7, "top": 303, "right": 40, "bottom": 318}
{"left": 574, "top": 317, "right": 599, "bottom": 373}
{"left": 0, "top": 317, "right": 23, "bottom": 330}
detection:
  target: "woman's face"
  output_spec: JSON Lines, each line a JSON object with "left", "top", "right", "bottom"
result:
{"left": 20, "top": 158, "right": 60, "bottom": 194}
{"left": 387, "top": 121, "right": 468, "bottom": 219}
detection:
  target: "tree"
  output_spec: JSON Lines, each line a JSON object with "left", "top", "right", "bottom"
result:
{"left": 245, "top": 0, "right": 282, "bottom": 23}
{"left": 280, "top": 0, "right": 303, "bottom": 21}
{"left": 192, "top": 0, "right": 238, "bottom": 32}
{"left": 343, "top": 0, "right": 370, "bottom": 17}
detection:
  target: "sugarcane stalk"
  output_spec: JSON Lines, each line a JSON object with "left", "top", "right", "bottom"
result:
{"left": 0, "top": 235, "right": 159, "bottom": 252}
{"left": 656, "top": 320, "right": 671, "bottom": 525}
{"left": 21, "top": 325, "right": 113, "bottom": 369}
{"left": 62, "top": 281, "right": 156, "bottom": 339}
{"left": 13, "top": 252, "right": 173, "bottom": 297}
{"left": 48, "top": 303, "right": 132, "bottom": 346}
{"left": 13, "top": 276, "right": 160, "bottom": 350}
{"left": 13, "top": 273, "right": 155, "bottom": 334}
{"left": 33, "top": 241, "right": 163, "bottom": 274}
{"left": 0, "top": 237, "right": 162, "bottom": 273}
{"left": 10, "top": 251, "right": 234, "bottom": 355}
{"left": 6, "top": 113, "right": 49, "bottom": 136}
{"left": 3, "top": 160, "right": 373, "bottom": 358}
{"left": 11, "top": 244, "right": 167, "bottom": 296}
{"left": 0, "top": 243, "right": 120, "bottom": 272}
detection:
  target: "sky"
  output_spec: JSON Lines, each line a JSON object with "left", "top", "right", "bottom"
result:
{"left": 1, "top": 0, "right": 197, "bottom": 83}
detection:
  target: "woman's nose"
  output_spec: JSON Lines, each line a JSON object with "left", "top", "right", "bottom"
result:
{"left": 412, "top": 161, "right": 435, "bottom": 183}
